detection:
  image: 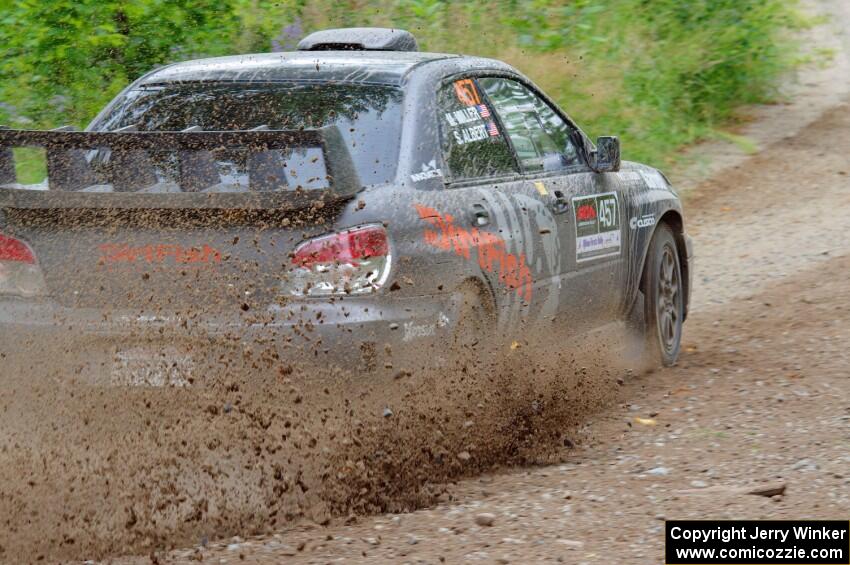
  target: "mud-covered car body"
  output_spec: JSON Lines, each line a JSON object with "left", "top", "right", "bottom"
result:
{"left": 0, "top": 28, "right": 692, "bottom": 382}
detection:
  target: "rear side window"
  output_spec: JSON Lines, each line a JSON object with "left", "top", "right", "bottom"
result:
{"left": 478, "top": 78, "right": 582, "bottom": 173}
{"left": 437, "top": 79, "right": 517, "bottom": 181}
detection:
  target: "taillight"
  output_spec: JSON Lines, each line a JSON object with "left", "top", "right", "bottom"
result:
{"left": 0, "top": 233, "right": 46, "bottom": 297}
{"left": 289, "top": 224, "right": 391, "bottom": 297}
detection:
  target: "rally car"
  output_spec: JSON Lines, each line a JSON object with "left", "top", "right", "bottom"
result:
{"left": 0, "top": 27, "right": 692, "bottom": 384}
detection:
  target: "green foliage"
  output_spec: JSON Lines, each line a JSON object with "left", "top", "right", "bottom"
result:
{"left": 0, "top": 0, "right": 241, "bottom": 126}
{"left": 0, "top": 0, "right": 799, "bottom": 167}
{"left": 13, "top": 148, "right": 46, "bottom": 184}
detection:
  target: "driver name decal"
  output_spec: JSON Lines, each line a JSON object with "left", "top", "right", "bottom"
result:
{"left": 415, "top": 204, "right": 533, "bottom": 301}
{"left": 99, "top": 243, "right": 222, "bottom": 265}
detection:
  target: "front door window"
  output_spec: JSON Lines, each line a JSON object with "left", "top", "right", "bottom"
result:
{"left": 477, "top": 78, "right": 582, "bottom": 173}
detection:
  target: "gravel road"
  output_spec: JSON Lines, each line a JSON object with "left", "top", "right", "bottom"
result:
{"left": 156, "top": 255, "right": 850, "bottom": 564}
{"left": 111, "top": 1, "right": 850, "bottom": 562}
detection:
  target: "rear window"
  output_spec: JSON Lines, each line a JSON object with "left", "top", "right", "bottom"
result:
{"left": 90, "top": 82, "right": 403, "bottom": 189}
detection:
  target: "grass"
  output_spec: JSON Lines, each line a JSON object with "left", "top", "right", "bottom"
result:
{"left": 13, "top": 148, "right": 46, "bottom": 184}
{"left": 709, "top": 131, "right": 759, "bottom": 155}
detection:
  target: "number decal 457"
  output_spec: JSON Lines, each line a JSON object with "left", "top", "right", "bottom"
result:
{"left": 572, "top": 192, "right": 621, "bottom": 262}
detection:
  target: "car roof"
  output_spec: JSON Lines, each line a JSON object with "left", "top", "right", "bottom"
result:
{"left": 138, "top": 51, "right": 466, "bottom": 87}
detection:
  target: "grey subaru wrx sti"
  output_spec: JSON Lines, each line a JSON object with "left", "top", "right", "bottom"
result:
{"left": 0, "top": 27, "right": 692, "bottom": 384}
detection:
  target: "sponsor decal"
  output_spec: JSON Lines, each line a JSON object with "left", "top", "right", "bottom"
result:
{"left": 402, "top": 313, "right": 449, "bottom": 342}
{"left": 99, "top": 243, "right": 222, "bottom": 265}
{"left": 403, "top": 320, "right": 435, "bottom": 341}
{"left": 629, "top": 214, "right": 655, "bottom": 229}
{"left": 411, "top": 159, "right": 443, "bottom": 182}
{"left": 415, "top": 203, "right": 533, "bottom": 301}
{"left": 533, "top": 181, "right": 548, "bottom": 196}
{"left": 577, "top": 231, "right": 621, "bottom": 260}
{"left": 572, "top": 192, "right": 621, "bottom": 262}
{"left": 112, "top": 346, "right": 193, "bottom": 387}
{"left": 486, "top": 121, "right": 500, "bottom": 137}
{"left": 453, "top": 78, "right": 482, "bottom": 106}
{"left": 117, "top": 314, "right": 179, "bottom": 324}
{"left": 452, "top": 123, "right": 490, "bottom": 145}
{"left": 576, "top": 203, "right": 596, "bottom": 222}
{"left": 639, "top": 169, "right": 668, "bottom": 190}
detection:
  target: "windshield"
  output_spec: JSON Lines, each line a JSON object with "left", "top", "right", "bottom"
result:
{"left": 90, "top": 82, "right": 403, "bottom": 187}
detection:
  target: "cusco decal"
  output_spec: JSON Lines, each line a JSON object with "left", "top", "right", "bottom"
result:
{"left": 410, "top": 159, "right": 442, "bottom": 182}
{"left": 630, "top": 214, "right": 655, "bottom": 229}
{"left": 415, "top": 204, "right": 532, "bottom": 301}
{"left": 99, "top": 244, "right": 222, "bottom": 265}
{"left": 572, "top": 192, "right": 621, "bottom": 262}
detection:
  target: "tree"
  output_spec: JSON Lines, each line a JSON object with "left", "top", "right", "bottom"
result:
{"left": 0, "top": 0, "right": 241, "bottom": 127}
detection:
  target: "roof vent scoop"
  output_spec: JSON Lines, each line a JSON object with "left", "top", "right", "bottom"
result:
{"left": 297, "top": 27, "right": 418, "bottom": 52}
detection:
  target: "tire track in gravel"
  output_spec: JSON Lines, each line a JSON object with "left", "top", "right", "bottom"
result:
{"left": 687, "top": 100, "right": 850, "bottom": 309}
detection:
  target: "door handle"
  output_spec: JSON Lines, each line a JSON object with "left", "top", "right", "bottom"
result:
{"left": 471, "top": 203, "right": 490, "bottom": 227}
{"left": 551, "top": 190, "right": 570, "bottom": 215}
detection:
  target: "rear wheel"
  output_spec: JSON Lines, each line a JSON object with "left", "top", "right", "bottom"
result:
{"left": 642, "top": 224, "right": 684, "bottom": 366}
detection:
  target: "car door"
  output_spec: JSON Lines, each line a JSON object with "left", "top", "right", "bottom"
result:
{"left": 413, "top": 76, "right": 565, "bottom": 334}
{"left": 477, "top": 77, "right": 625, "bottom": 330}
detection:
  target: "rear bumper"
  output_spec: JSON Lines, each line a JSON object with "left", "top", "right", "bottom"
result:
{"left": 0, "top": 292, "right": 461, "bottom": 383}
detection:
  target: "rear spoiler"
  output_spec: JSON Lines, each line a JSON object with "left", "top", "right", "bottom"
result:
{"left": 0, "top": 126, "right": 361, "bottom": 210}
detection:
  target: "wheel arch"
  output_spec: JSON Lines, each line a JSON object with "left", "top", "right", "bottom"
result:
{"left": 640, "top": 210, "right": 690, "bottom": 320}
{"left": 455, "top": 275, "right": 497, "bottom": 318}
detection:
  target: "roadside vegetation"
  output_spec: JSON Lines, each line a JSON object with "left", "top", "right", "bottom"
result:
{"left": 0, "top": 0, "right": 800, "bottom": 179}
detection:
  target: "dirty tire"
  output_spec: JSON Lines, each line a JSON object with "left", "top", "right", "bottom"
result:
{"left": 642, "top": 223, "right": 683, "bottom": 367}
